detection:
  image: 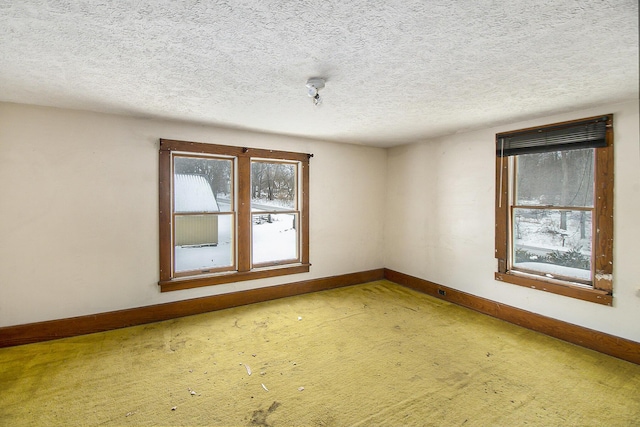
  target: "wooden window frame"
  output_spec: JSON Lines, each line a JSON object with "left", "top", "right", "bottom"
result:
{"left": 159, "top": 139, "right": 311, "bottom": 292}
{"left": 495, "top": 115, "right": 614, "bottom": 305}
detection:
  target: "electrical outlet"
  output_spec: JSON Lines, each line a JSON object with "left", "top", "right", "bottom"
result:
{"left": 438, "top": 289, "right": 446, "bottom": 296}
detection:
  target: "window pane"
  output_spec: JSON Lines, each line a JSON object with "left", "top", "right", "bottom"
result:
{"left": 252, "top": 213, "right": 298, "bottom": 265}
{"left": 512, "top": 208, "right": 591, "bottom": 281}
{"left": 174, "top": 156, "right": 232, "bottom": 213}
{"left": 175, "top": 214, "right": 234, "bottom": 272}
{"left": 251, "top": 162, "right": 296, "bottom": 211}
{"left": 515, "top": 149, "right": 594, "bottom": 207}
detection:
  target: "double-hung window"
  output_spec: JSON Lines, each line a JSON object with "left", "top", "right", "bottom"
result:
{"left": 495, "top": 115, "right": 614, "bottom": 305}
{"left": 159, "top": 139, "right": 310, "bottom": 292}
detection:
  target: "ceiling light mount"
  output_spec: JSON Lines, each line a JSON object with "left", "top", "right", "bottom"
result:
{"left": 306, "top": 78, "right": 325, "bottom": 106}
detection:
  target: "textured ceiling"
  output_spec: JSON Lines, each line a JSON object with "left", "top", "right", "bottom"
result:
{"left": 0, "top": 1, "right": 638, "bottom": 147}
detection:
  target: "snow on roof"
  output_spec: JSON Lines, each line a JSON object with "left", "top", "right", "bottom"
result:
{"left": 174, "top": 174, "right": 219, "bottom": 213}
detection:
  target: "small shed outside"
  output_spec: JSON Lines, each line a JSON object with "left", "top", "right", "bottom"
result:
{"left": 174, "top": 174, "right": 220, "bottom": 246}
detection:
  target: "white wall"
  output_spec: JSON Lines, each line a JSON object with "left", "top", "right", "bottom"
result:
{"left": 385, "top": 100, "right": 640, "bottom": 342}
{"left": 3, "top": 100, "right": 639, "bottom": 344}
{"left": 0, "top": 103, "right": 387, "bottom": 327}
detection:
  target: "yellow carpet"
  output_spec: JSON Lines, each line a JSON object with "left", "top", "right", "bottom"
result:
{"left": 1, "top": 280, "right": 639, "bottom": 426}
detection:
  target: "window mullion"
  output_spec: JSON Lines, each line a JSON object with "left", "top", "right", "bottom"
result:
{"left": 237, "top": 155, "right": 252, "bottom": 272}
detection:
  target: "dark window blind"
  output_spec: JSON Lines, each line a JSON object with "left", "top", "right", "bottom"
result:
{"left": 496, "top": 116, "right": 609, "bottom": 157}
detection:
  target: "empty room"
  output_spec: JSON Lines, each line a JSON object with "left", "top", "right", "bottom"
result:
{"left": 1, "top": 1, "right": 639, "bottom": 426}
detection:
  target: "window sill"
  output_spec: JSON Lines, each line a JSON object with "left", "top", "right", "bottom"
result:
{"left": 159, "top": 264, "right": 311, "bottom": 292}
{"left": 494, "top": 271, "right": 612, "bottom": 306}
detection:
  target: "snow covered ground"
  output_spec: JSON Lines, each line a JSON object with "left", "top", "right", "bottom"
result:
{"left": 512, "top": 209, "right": 592, "bottom": 280}
{"left": 174, "top": 211, "right": 297, "bottom": 273}
{"left": 252, "top": 213, "right": 298, "bottom": 264}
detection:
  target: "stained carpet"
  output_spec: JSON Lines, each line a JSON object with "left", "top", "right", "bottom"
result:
{"left": 1, "top": 280, "right": 639, "bottom": 426}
